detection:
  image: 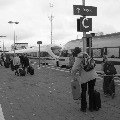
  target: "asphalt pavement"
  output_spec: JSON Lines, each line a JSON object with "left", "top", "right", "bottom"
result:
{"left": 0, "top": 64, "right": 120, "bottom": 120}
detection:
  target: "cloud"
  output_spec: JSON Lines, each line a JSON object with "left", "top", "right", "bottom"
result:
{"left": 0, "top": 0, "right": 17, "bottom": 8}
{"left": 0, "top": 0, "right": 120, "bottom": 50}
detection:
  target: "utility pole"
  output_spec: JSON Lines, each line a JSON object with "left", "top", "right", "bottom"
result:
{"left": 16, "top": 35, "right": 17, "bottom": 43}
{"left": 82, "top": 0, "right": 86, "bottom": 53}
{"left": 8, "top": 21, "right": 19, "bottom": 55}
{"left": 48, "top": 3, "right": 54, "bottom": 44}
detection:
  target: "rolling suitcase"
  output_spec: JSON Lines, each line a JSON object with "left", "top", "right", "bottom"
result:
{"left": 71, "top": 80, "right": 81, "bottom": 100}
{"left": 30, "top": 67, "right": 34, "bottom": 75}
{"left": 27, "top": 66, "right": 34, "bottom": 75}
{"left": 4, "top": 62, "right": 9, "bottom": 68}
{"left": 19, "top": 68, "right": 26, "bottom": 76}
{"left": 93, "top": 90, "right": 101, "bottom": 111}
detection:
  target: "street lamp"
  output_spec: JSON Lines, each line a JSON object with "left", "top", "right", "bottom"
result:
{"left": 0, "top": 36, "right": 6, "bottom": 55}
{"left": 37, "top": 41, "right": 42, "bottom": 67}
{"left": 8, "top": 21, "right": 19, "bottom": 55}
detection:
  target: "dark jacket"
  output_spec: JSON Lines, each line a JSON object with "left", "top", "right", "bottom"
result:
{"left": 19, "top": 55, "right": 24, "bottom": 64}
{"left": 23, "top": 56, "right": 29, "bottom": 67}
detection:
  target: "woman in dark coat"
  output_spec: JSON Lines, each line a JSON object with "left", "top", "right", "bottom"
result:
{"left": 23, "top": 54, "right": 29, "bottom": 72}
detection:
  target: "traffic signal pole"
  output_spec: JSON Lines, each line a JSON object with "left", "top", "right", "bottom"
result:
{"left": 89, "top": 37, "right": 92, "bottom": 57}
{"left": 82, "top": 0, "right": 86, "bottom": 53}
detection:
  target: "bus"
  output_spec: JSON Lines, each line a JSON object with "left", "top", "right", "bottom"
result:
{"left": 58, "top": 32, "right": 120, "bottom": 67}
{"left": 7, "top": 44, "right": 62, "bottom": 66}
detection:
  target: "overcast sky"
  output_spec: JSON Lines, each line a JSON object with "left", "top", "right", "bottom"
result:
{"left": 0, "top": 0, "right": 120, "bottom": 49}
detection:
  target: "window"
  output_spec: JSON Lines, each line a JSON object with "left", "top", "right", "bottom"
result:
{"left": 40, "top": 52, "right": 51, "bottom": 57}
{"left": 51, "top": 46, "right": 62, "bottom": 56}
{"left": 30, "top": 52, "right": 37, "bottom": 57}
{"left": 60, "top": 50, "right": 72, "bottom": 57}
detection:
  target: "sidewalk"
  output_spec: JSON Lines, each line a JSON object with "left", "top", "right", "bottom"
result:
{"left": 0, "top": 66, "right": 120, "bottom": 120}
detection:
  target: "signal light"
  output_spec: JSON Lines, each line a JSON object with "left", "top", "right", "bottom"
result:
{"left": 86, "top": 37, "right": 92, "bottom": 47}
{"left": 77, "top": 19, "right": 80, "bottom": 32}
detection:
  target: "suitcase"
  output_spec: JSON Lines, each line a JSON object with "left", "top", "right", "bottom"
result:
{"left": 93, "top": 90, "right": 101, "bottom": 111}
{"left": 30, "top": 68, "right": 34, "bottom": 75}
{"left": 108, "top": 79, "right": 115, "bottom": 95}
{"left": 19, "top": 68, "right": 26, "bottom": 76}
{"left": 4, "top": 62, "right": 9, "bottom": 68}
{"left": 27, "top": 66, "right": 34, "bottom": 75}
{"left": 71, "top": 80, "right": 81, "bottom": 100}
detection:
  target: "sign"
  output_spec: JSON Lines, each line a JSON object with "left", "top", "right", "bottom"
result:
{"left": 73, "top": 5, "right": 97, "bottom": 16}
{"left": 37, "top": 41, "right": 42, "bottom": 44}
{"left": 80, "top": 17, "right": 92, "bottom": 32}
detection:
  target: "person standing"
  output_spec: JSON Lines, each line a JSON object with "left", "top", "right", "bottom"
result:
{"left": 13, "top": 54, "right": 20, "bottom": 75}
{"left": 19, "top": 54, "right": 24, "bottom": 68}
{"left": 10, "top": 55, "right": 14, "bottom": 71}
{"left": 71, "top": 51, "right": 98, "bottom": 112}
{"left": 103, "top": 61, "right": 117, "bottom": 98}
{"left": 23, "top": 54, "right": 29, "bottom": 73}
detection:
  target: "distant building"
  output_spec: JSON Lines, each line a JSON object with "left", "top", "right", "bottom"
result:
{"left": 63, "top": 39, "right": 83, "bottom": 50}
{"left": 11, "top": 43, "right": 28, "bottom": 50}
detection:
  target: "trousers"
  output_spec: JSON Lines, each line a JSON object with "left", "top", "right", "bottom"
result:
{"left": 81, "top": 79, "right": 96, "bottom": 110}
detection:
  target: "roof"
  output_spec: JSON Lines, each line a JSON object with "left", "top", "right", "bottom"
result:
{"left": 69, "top": 32, "right": 120, "bottom": 43}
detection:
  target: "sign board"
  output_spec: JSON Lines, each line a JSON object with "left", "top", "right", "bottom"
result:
{"left": 77, "top": 17, "right": 92, "bottom": 32}
{"left": 37, "top": 41, "right": 42, "bottom": 44}
{"left": 80, "top": 17, "right": 92, "bottom": 32}
{"left": 73, "top": 5, "right": 97, "bottom": 16}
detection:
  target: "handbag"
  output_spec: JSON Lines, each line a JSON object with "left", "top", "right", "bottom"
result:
{"left": 71, "top": 80, "right": 81, "bottom": 100}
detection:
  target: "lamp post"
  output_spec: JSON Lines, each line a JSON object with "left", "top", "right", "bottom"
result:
{"left": 37, "top": 41, "right": 42, "bottom": 67}
{"left": 48, "top": 3, "right": 54, "bottom": 44}
{"left": 8, "top": 21, "right": 19, "bottom": 55}
{"left": 0, "top": 36, "right": 6, "bottom": 55}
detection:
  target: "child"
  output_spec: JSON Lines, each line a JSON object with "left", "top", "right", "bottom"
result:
{"left": 103, "top": 62, "right": 117, "bottom": 98}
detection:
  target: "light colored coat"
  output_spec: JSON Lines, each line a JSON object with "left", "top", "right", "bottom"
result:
{"left": 13, "top": 56, "right": 20, "bottom": 66}
{"left": 71, "top": 53, "right": 98, "bottom": 84}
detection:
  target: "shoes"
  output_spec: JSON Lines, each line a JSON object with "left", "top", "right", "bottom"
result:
{"left": 89, "top": 108, "right": 94, "bottom": 112}
{"left": 89, "top": 107, "right": 100, "bottom": 112}
{"left": 80, "top": 108, "right": 86, "bottom": 112}
{"left": 94, "top": 107, "right": 99, "bottom": 111}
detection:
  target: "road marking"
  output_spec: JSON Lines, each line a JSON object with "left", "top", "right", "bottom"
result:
{"left": 55, "top": 69, "right": 60, "bottom": 70}
{"left": 51, "top": 68, "right": 55, "bottom": 69}
{"left": 65, "top": 71, "right": 70, "bottom": 73}
{"left": 40, "top": 65, "right": 120, "bottom": 82}
{"left": 0, "top": 104, "right": 5, "bottom": 120}
{"left": 60, "top": 69, "right": 65, "bottom": 71}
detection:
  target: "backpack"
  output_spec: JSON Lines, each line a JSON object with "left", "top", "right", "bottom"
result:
{"left": 104, "top": 62, "right": 117, "bottom": 75}
{"left": 82, "top": 57, "right": 96, "bottom": 72}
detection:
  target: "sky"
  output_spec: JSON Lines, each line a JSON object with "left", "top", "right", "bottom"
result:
{"left": 0, "top": 0, "right": 120, "bottom": 50}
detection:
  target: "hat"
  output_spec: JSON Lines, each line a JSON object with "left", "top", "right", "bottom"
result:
{"left": 72, "top": 47, "right": 81, "bottom": 57}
